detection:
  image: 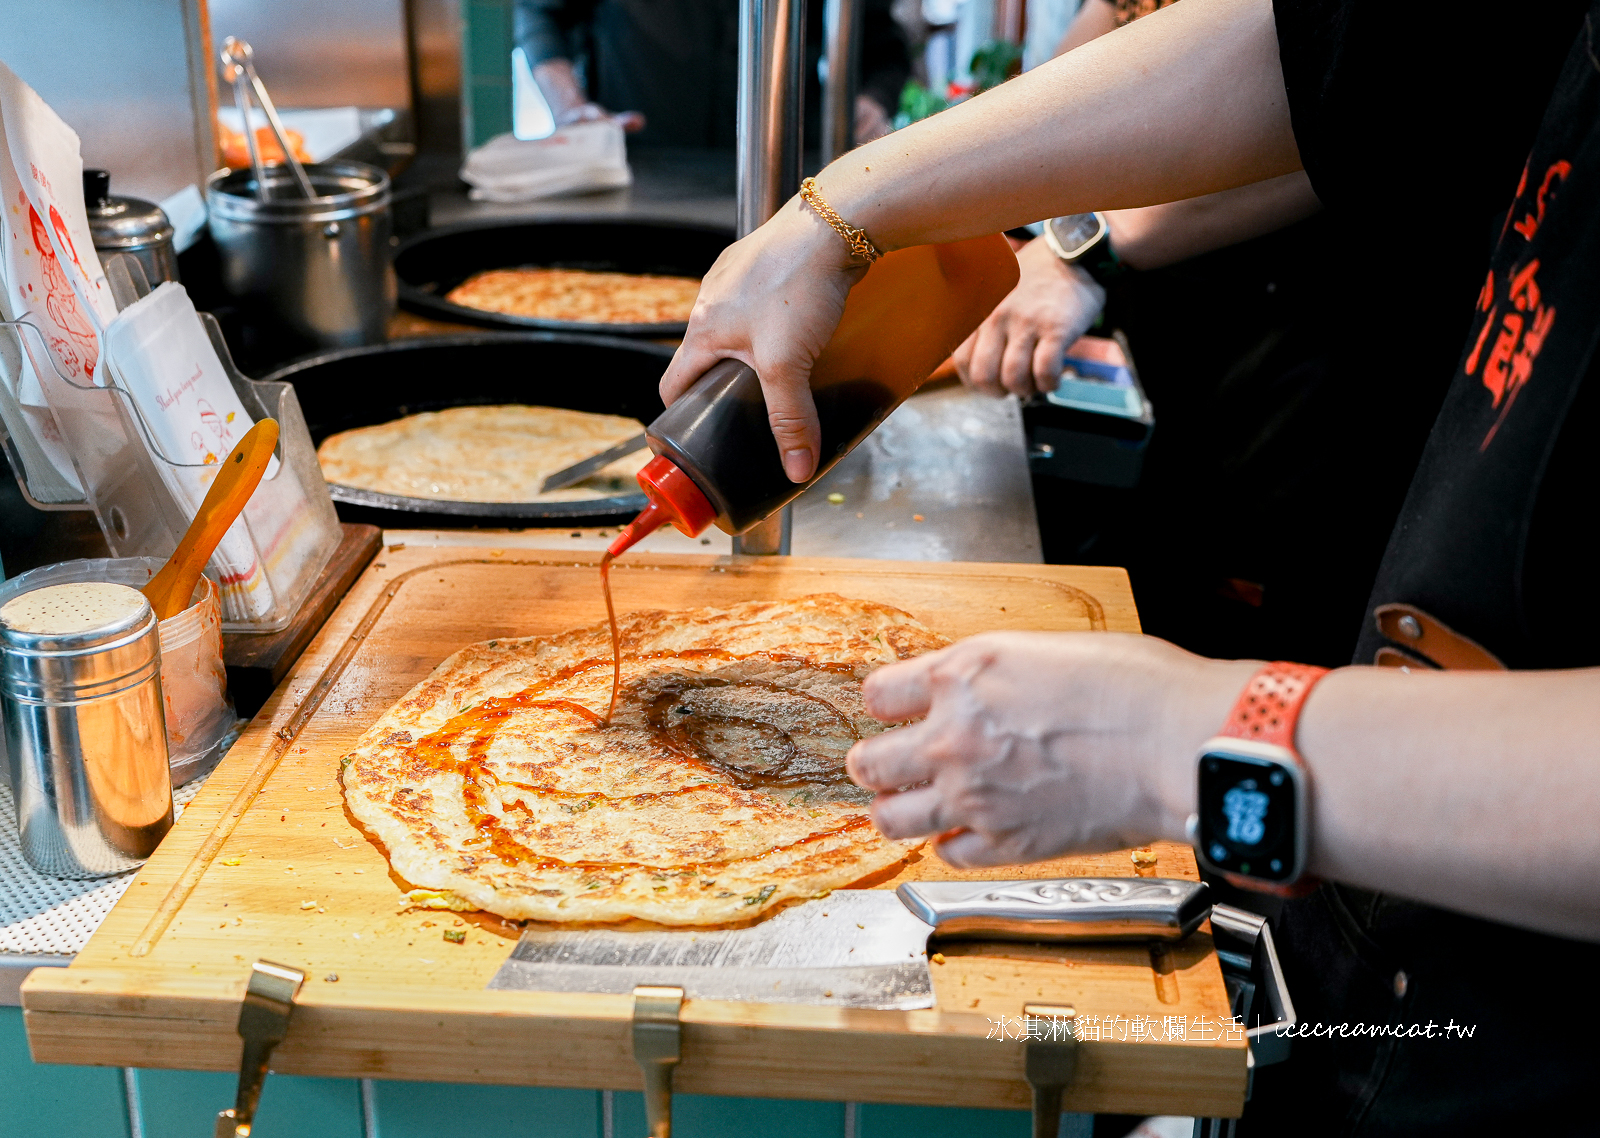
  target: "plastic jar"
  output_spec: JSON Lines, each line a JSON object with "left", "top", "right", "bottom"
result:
{"left": 0, "top": 557, "right": 239, "bottom": 785}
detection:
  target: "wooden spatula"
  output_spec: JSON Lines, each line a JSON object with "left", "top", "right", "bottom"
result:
{"left": 142, "top": 418, "right": 279, "bottom": 620}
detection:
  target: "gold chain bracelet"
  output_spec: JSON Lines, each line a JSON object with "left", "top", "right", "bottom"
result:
{"left": 799, "top": 177, "right": 882, "bottom": 263}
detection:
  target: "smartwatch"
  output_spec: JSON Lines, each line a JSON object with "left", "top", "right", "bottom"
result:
{"left": 1042, "top": 212, "right": 1124, "bottom": 285}
{"left": 1189, "top": 661, "right": 1330, "bottom": 896}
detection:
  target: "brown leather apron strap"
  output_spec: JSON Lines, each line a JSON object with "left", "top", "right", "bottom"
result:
{"left": 1372, "top": 603, "right": 1507, "bottom": 670}
{"left": 1374, "top": 644, "right": 1434, "bottom": 670}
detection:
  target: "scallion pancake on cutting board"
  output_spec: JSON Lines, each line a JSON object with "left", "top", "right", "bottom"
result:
{"left": 316, "top": 404, "right": 648, "bottom": 503}
{"left": 339, "top": 595, "right": 940, "bottom": 925}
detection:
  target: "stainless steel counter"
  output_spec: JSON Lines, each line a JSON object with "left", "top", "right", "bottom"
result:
{"left": 428, "top": 147, "right": 739, "bottom": 231}
{"left": 796, "top": 381, "right": 1041, "bottom": 563}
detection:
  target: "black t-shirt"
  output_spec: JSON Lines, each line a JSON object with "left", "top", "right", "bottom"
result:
{"left": 1275, "top": 0, "right": 1588, "bottom": 346}
{"left": 1273, "top": 1, "right": 1584, "bottom": 240}
{"left": 1245, "top": 3, "right": 1600, "bottom": 1133}
{"left": 517, "top": 0, "right": 743, "bottom": 148}
{"left": 1072, "top": 0, "right": 1587, "bottom": 670}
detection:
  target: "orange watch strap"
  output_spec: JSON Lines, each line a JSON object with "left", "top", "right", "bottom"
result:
{"left": 1214, "top": 661, "right": 1330, "bottom": 900}
{"left": 1218, "top": 661, "right": 1331, "bottom": 751}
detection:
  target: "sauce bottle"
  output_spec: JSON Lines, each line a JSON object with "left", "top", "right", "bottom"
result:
{"left": 606, "top": 234, "right": 1019, "bottom": 559}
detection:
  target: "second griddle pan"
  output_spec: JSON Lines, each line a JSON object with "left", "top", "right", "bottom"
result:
{"left": 259, "top": 333, "right": 675, "bottom": 529}
{"left": 393, "top": 218, "right": 733, "bottom": 337}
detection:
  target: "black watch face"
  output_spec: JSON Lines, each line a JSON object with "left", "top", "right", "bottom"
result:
{"left": 1049, "top": 213, "right": 1103, "bottom": 260}
{"left": 1198, "top": 752, "right": 1297, "bottom": 882}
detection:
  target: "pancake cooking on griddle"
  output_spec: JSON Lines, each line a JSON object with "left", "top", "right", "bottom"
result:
{"left": 316, "top": 404, "right": 648, "bottom": 503}
{"left": 445, "top": 268, "right": 701, "bottom": 325}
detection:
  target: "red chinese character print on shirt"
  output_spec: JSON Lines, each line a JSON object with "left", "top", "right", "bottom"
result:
{"left": 1511, "top": 160, "right": 1570, "bottom": 241}
{"left": 1465, "top": 158, "right": 1568, "bottom": 450}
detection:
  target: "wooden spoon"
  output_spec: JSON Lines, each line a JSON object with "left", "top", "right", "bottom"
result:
{"left": 142, "top": 419, "right": 280, "bottom": 620}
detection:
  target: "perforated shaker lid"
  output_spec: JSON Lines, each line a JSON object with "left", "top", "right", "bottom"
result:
{"left": 0, "top": 582, "right": 154, "bottom": 651}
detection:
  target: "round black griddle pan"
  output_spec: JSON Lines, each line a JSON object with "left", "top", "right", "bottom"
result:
{"left": 392, "top": 218, "right": 733, "bottom": 337}
{"left": 260, "top": 333, "right": 675, "bottom": 529}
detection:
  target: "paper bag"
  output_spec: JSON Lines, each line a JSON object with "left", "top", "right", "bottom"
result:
{"left": 102, "top": 282, "right": 282, "bottom": 621}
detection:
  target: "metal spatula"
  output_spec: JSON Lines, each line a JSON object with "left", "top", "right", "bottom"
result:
{"left": 540, "top": 432, "right": 648, "bottom": 492}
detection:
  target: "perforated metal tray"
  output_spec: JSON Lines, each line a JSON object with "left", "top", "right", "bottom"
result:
{"left": 1, "top": 778, "right": 206, "bottom": 1002}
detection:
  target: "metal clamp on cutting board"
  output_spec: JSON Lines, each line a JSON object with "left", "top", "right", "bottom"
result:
{"left": 214, "top": 960, "right": 305, "bottom": 1138}
{"left": 632, "top": 985, "right": 684, "bottom": 1138}
{"left": 1189, "top": 904, "right": 1298, "bottom": 1138}
{"left": 1021, "top": 1003, "right": 1079, "bottom": 1138}
{"left": 1211, "top": 903, "right": 1296, "bottom": 1072}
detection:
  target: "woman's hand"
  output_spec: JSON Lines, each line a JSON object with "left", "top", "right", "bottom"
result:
{"left": 660, "top": 199, "right": 868, "bottom": 482}
{"left": 846, "top": 632, "right": 1255, "bottom": 867}
{"left": 532, "top": 59, "right": 645, "bottom": 132}
{"left": 953, "top": 237, "right": 1106, "bottom": 398}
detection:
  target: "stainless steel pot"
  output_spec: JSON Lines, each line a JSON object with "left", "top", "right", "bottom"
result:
{"left": 206, "top": 160, "right": 396, "bottom": 352}
{"left": 1, "top": 582, "right": 174, "bottom": 878}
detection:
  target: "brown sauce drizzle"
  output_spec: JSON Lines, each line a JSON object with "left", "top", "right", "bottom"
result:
{"left": 600, "top": 551, "right": 621, "bottom": 724}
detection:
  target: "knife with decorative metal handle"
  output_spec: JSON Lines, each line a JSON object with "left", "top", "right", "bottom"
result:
{"left": 895, "top": 877, "right": 1211, "bottom": 942}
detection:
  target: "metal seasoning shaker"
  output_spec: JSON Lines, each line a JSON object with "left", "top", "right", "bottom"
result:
{"left": 1, "top": 582, "right": 174, "bottom": 878}
{"left": 83, "top": 169, "right": 179, "bottom": 286}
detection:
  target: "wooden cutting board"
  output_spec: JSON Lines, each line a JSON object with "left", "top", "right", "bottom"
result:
{"left": 23, "top": 547, "right": 1244, "bottom": 1119}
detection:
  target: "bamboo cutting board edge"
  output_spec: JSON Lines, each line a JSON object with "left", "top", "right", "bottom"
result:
{"left": 22, "top": 970, "right": 1244, "bottom": 1116}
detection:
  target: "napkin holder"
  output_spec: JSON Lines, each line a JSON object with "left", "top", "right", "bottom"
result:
{"left": 0, "top": 312, "right": 339, "bottom": 633}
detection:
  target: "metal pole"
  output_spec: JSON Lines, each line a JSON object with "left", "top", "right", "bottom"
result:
{"left": 735, "top": 0, "right": 806, "bottom": 555}
{"left": 820, "top": 0, "right": 863, "bottom": 165}
{"left": 737, "top": 0, "right": 806, "bottom": 236}
{"left": 996, "top": 0, "right": 1025, "bottom": 45}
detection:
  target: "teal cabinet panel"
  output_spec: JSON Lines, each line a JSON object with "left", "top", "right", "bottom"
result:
{"left": 464, "top": 0, "right": 514, "bottom": 73}
{"left": 857, "top": 1102, "right": 1033, "bottom": 1138}
{"left": 0, "top": 1005, "right": 130, "bottom": 1138}
{"left": 371, "top": 1082, "right": 601, "bottom": 1138}
{"left": 127, "top": 1068, "right": 232, "bottom": 1138}
{"left": 461, "top": 0, "right": 514, "bottom": 146}
{"left": 612, "top": 1091, "right": 846, "bottom": 1138}
{"left": 137, "top": 1067, "right": 363, "bottom": 1138}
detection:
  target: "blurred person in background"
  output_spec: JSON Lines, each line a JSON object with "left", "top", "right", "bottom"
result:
{"left": 516, "top": 0, "right": 910, "bottom": 149}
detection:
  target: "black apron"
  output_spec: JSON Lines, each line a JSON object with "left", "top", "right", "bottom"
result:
{"left": 1243, "top": 9, "right": 1600, "bottom": 1133}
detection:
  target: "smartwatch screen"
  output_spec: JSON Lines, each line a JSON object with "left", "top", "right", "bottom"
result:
{"left": 1047, "top": 213, "right": 1105, "bottom": 260}
{"left": 1198, "top": 752, "right": 1297, "bottom": 882}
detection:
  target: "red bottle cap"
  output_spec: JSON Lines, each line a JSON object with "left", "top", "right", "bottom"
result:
{"left": 606, "top": 454, "right": 716, "bottom": 558}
